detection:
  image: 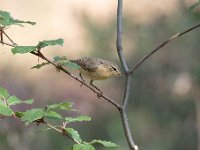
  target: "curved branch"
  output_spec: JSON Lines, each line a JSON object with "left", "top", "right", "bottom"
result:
{"left": 129, "top": 23, "right": 200, "bottom": 75}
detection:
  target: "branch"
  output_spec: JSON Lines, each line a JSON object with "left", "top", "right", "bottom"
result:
{"left": 129, "top": 23, "right": 200, "bottom": 75}
{"left": 116, "top": 0, "right": 138, "bottom": 149}
{"left": 116, "top": 0, "right": 129, "bottom": 73}
{"left": 44, "top": 122, "right": 81, "bottom": 144}
{"left": 119, "top": 109, "right": 138, "bottom": 150}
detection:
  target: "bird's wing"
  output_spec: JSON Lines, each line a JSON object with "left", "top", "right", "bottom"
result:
{"left": 70, "top": 57, "right": 99, "bottom": 71}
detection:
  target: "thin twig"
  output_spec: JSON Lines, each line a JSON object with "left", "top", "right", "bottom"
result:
{"left": 0, "top": 40, "right": 15, "bottom": 47}
{"left": 129, "top": 23, "right": 200, "bottom": 75}
{"left": 2, "top": 30, "right": 17, "bottom": 45}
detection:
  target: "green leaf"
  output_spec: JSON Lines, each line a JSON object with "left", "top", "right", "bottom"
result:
{"left": 53, "top": 56, "right": 67, "bottom": 62}
{"left": 15, "top": 111, "right": 24, "bottom": 118}
{"left": 0, "top": 87, "right": 9, "bottom": 98}
{"left": 11, "top": 46, "right": 36, "bottom": 54}
{"left": 47, "top": 102, "right": 73, "bottom": 111}
{"left": 90, "top": 140, "right": 118, "bottom": 148}
{"left": 37, "top": 38, "right": 64, "bottom": 49}
{"left": 71, "top": 144, "right": 95, "bottom": 150}
{"left": 64, "top": 128, "right": 82, "bottom": 143}
{"left": 0, "top": 104, "right": 13, "bottom": 116}
{"left": 44, "top": 111, "right": 62, "bottom": 120}
{"left": 0, "top": 10, "right": 36, "bottom": 28}
{"left": 21, "top": 108, "right": 45, "bottom": 125}
{"left": 7, "top": 96, "right": 33, "bottom": 106}
{"left": 53, "top": 56, "right": 80, "bottom": 69}
{"left": 65, "top": 115, "right": 91, "bottom": 123}
{"left": 59, "top": 61, "right": 81, "bottom": 69}
{"left": 31, "top": 62, "right": 50, "bottom": 69}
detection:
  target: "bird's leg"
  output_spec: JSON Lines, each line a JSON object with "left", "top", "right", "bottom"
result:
{"left": 79, "top": 73, "right": 85, "bottom": 87}
{"left": 90, "top": 80, "right": 102, "bottom": 98}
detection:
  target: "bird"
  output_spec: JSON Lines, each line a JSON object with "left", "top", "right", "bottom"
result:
{"left": 70, "top": 57, "right": 122, "bottom": 91}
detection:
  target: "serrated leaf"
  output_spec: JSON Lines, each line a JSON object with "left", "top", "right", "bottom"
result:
{"left": 53, "top": 56, "right": 68, "bottom": 62}
{"left": 11, "top": 46, "right": 36, "bottom": 54}
{"left": 90, "top": 140, "right": 118, "bottom": 148}
{"left": 64, "top": 128, "right": 82, "bottom": 143}
{"left": 0, "top": 87, "right": 9, "bottom": 98}
{"left": 0, "top": 10, "right": 36, "bottom": 28}
{"left": 0, "top": 104, "right": 13, "bottom": 116}
{"left": 53, "top": 56, "right": 80, "bottom": 69}
{"left": 37, "top": 38, "right": 64, "bottom": 49}
{"left": 44, "top": 111, "right": 62, "bottom": 120}
{"left": 21, "top": 108, "right": 45, "bottom": 125}
{"left": 65, "top": 115, "right": 91, "bottom": 123}
{"left": 7, "top": 96, "right": 33, "bottom": 106}
{"left": 47, "top": 102, "right": 73, "bottom": 111}
{"left": 59, "top": 61, "right": 81, "bottom": 69}
{"left": 71, "top": 144, "right": 95, "bottom": 150}
{"left": 31, "top": 62, "right": 50, "bottom": 69}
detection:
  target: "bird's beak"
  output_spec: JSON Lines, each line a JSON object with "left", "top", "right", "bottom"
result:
{"left": 118, "top": 73, "right": 124, "bottom": 77}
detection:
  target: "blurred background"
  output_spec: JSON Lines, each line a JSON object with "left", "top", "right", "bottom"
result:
{"left": 0, "top": 0, "right": 200, "bottom": 149}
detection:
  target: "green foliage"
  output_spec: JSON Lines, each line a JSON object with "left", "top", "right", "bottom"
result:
{"left": 0, "top": 86, "right": 118, "bottom": 149}
{"left": 21, "top": 108, "right": 46, "bottom": 125}
{"left": 11, "top": 38, "right": 64, "bottom": 54}
{"left": 7, "top": 96, "right": 33, "bottom": 106}
{"left": 0, "top": 104, "right": 13, "bottom": 116}
{"left": 11, "top": 46, "right": 36, "bottom": 54}
{"left": 0, "top": 87, "right": 9, "bottom": 98}
{"left": 37, "top": 38, "right": 64, "bottom": 49}
{"left": 71, "top": 143, "right": 95, "bottom": 150}
{"left": 70, "top": 140, "right": 118, "bottom": 150}
{"left": 0, "top": 87, "right": 33, "bottom": 116}
{"left": 90, "top": 140, "right": 118, "bottom": 148}
{"left": 31, "top": 62, "right": 50, "bottom": 69}
{"left": 53, "top": 56, "right": 81, "bottom": 69}
{"left": 64, "top": 128, "right": 82, "bottom": 143}
{"left": 0, "top": 10, "right": 36, "bottom": 29}
{"left": 47, "top": 102, "right": 73, "bottom": 111}
{"left": 44, "top": 111, "right": 62, "bottom": 120}
{"left": 65, "top": 115, "right": 91, "bottom": 123}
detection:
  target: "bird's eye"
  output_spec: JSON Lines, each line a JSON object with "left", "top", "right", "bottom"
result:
{"left": 111, "top": 66, "right": 117, "bottom": 71}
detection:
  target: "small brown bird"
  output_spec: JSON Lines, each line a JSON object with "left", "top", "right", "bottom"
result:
{"left": 70, "top": 57, "right": 122, "bottom": 91}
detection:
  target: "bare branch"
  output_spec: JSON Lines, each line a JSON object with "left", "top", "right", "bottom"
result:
{"left": 120, "top": 109, "right": 138, "bottom": 150}
{"left": 129, "top": 23, "right": 200, "bottom": 75}
{"left": 116, "top": 0, "right": 129, "bottom": 73}
{"left": 123, "top": 75, "right": 131, "bottom": 108}
{"left": 116, "top": 0, "right": 138, "bottom": 149}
